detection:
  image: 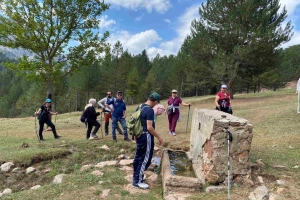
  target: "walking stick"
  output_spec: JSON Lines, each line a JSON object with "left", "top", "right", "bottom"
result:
{"left": 185, "top": 105, "right": 191, "bottom": 133}
{"left": 100, "top": 112, "right": 103, "bottom": 138}
{"left": 223, "top": 129, "right": 233, "bottom": 200}
{"left": 34, "top": 110, "right": 40, "bottom": 142}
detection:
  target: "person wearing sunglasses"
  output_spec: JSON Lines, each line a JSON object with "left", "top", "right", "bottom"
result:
{"left": 105, "top": 91, "right": 130, "bottom": 142}
{"left": 165, "top": 89, "right": 191, "bottom": 136}
{"left": 98, "top": 91, "right": 123, "bottom": 136}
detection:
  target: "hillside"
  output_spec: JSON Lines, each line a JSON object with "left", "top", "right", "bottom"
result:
{"left": 0, "top": 89, "right": 299, "bottom": 200}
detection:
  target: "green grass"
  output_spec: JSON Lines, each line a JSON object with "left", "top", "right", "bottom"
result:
{"left": 1, "top": 88, "right": 300, "bottom": 199}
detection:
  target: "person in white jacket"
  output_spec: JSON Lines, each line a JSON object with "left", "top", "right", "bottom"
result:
{"left": 296, "top": 78, "right": 300, "bottom": 113}
{"left": 98, "top": 91, "right": 123, "bottom": 136}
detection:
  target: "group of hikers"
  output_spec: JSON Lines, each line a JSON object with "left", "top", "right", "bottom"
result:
{"left": 34, "top": 85, "right": 234, "bottom": 190}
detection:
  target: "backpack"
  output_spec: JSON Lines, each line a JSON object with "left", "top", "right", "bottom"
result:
{"left": 127, "top": 104, "right": 149, "bottom": 138}
{"left": 80, "top": 109, "right": 88, "bottom": 123}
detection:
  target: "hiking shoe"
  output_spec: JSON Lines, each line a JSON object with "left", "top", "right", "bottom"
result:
{"left": 132, "top": 182, "right": 149, "bottom": 189}
{"left": 124, "top": 138, "right": 130, "bottom": 141}
{"left": 55, "top": 136, "right": 62, "bottom": 139}
{"left": 171, "top": 132, "right": 176, "bottom": 136}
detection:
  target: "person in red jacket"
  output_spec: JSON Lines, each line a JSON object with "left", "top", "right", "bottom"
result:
{"left": 215, "top": 85, "right": 233, "bottom": 114}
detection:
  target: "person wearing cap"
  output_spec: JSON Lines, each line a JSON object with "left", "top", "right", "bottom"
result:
{"left": 165, "top": 89, "right": 191, "bottom": 136}
{"left": 132, "top": 92, "right": 163, "bottom": 189}
{"left": 215, "top": 85, "right": 232, "bottom": 114}
{"left": 105, "top": 91, "right": 130, "bottom": 142}
{"left": 296, "top": 78, "right": 300, "bottom": 113}
{"left": 98, "top": 91, "right": 123, "bottom": 136}
{"left": 34, "top": 99, "right": 61, "bottom": 141}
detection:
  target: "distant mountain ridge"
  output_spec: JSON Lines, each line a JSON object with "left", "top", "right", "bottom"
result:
{"left": 0, "top": 46, "right": 32, "bottom": 60}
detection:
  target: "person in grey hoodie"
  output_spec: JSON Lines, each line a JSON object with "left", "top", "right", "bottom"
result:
{"left": 98, "top": 91, "right": 123, "bottom": 136}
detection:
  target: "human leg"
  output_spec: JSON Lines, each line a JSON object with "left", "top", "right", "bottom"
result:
{"left": 170, "top": 113, "right": 179, "bottom": 133}
{"left": 119, "top": 118, "right": 129, "bottom": 140}
{"left": 167, "top": 114, "right": 172, "bottom": 134}
{"left": 104, "top": 113, "right": 110, "bottom": 135}
{"left": 45, "top": 119, "right": 60, "bottom": 139}
{"left": 91, "top": 121, "right": 100, "bottom": 137}
{"left": 86, "top": 122, "right": 93, "bottom": 139}
{"left": 111, "top": 116, "right": 117, "bottom": 140}
{"left": 38, "top": 120, "right": 45, "bottom": 140}
{"left": 133, "top": 133, "right": 153, "bottom": 188}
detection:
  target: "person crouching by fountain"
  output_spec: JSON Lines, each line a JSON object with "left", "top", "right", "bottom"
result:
{"left": 132, "top": 92, "right": 163, "bottom": 189}
{"left": 85, "top": 98, "right": 101, "bottom": 140}
{"left": 34, "top": 98, "right": 61, "bottom": 141}
{"left": 215, "top": 85, "right": 233, "bottom": 114}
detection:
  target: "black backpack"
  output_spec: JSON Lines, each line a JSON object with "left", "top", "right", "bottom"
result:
{"left": 80, "top": 109, "right": 88, "bottom": 123}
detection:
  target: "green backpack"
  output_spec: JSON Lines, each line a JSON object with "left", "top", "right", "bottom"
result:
{"left": 127, "top": 104, "right": 149, "bottom": 138}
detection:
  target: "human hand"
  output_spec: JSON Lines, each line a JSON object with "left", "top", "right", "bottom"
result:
{"left": 157, "top": 136, "right": 163, "bottom": 146}
{"left": 296, "top": 91, "right": 298, "bottom": 95}
{"left": 122, "top": 115, "right": 126, "bottom": 119}
{"left": 55, "top": 112, "right": 58, "bottom": 115}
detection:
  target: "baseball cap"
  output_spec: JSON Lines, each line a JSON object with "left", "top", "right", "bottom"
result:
{"left": 172, "top": 89, "right": 177, "bottom": 93}
{"left": 117, "top": 91, "right": 122, "bottom": 94}
{"left": 221, "top": 85, "right": 227, "bottom": 89}
{"left": 150, "top": 92, "right": 160, "bottom": 103}
{"left": 46, "top": 98, "right": 51, "bottom": 103}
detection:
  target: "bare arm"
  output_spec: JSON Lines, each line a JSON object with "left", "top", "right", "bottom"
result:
{"left": 147, "top": 120, "right": 163, "bottom": 145}
{"left": 215, "top": 95, "right": 220, "bottom": 107}
{"left": 181, "top": 101, "right": 191, "bottom": 106}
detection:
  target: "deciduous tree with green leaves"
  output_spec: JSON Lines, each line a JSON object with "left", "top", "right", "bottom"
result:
{"left": 0, "top": 0, "right": 109, "bottom": 96}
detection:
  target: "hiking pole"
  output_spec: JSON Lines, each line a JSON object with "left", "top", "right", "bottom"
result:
{"left": 100, "top": 112, "right": 103, "bottom": 139}
{"left": 34, "top": 110, "right": 40, "bottom": 142}
{"left": 223, "top": 128, "right": 233, "bottom": 200}
{"left": 185, "top": 105, "right": 191, "bottom": 133}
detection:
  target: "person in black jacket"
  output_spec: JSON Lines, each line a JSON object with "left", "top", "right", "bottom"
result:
{"left": 34, "top": 98, "right": 61, "bottom": 141}
{"left": 85, "top": 98, "right": 101, "bottom": 140}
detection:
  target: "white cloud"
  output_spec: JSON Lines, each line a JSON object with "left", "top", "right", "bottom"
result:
{"left": 146, "top": 47, "right": 176, "bottom": 58}
{"left": 135, "top": 16, "right": 143, "bottom": 22}
{"left": 164, "top": 19, "right": 171, "bottom": 23}
{"left": 160, "top": 4, "right": 200, "bottom": 53}
{"left": 105, "top": 0, "right": 172, "bottom": 13}
{"left": 98, "top": 15, "right": 116, "bottom": 29}
{"left": 107, "top": 30, "right": 162, "bottom": 55}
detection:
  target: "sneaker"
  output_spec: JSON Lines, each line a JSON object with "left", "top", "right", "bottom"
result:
{"left": 168, "top": 132, "right": 172, "bottom": 135}
{"left": 105, "top": 132, "right": 108, "bottom": 136}
{"left": 40, "top": 139, "right": 45, "bottom": 141}
{"left": 171, "top": 132, "right": 176, "bottom": 136}
{"left": 113, "top": 138, "right": 117, "bottom": 142}
{"left": 132, "top": 182, "right": 149, "bottom": 189}
{"left": 55, "top": 136, "right": 62, "bottom": 139}
{"left": 124, "top": 138, "right": 130, "bottom": 141}
{"left": 89, "top": 136, "right": 98, "bottom": 140}
{"left": 91, "top": 134, "right": 98, "bottom": 138}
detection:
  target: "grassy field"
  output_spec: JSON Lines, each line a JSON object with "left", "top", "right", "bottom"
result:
{"left": 0, "top": 89, "right": 299, "bottom": 199}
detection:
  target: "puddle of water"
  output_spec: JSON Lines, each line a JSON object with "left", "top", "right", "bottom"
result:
{"left": 168, "top": 151, "right": 196, "bottom": 177}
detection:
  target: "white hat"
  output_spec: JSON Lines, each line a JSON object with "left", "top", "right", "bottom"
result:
{"left": 172, "top": 89, "right": 177, "bottom": 93}
{"left": 221, "top": 85, "right": 227, "bottom": 88}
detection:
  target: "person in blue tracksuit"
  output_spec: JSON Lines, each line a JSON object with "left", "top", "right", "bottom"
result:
{"left": 132, "top": 92, "right": 163, "bottom": 189}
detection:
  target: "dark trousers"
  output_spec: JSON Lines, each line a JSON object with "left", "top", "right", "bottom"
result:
{"left": 133, "top": 132, "right": 154, "bottom": 184}
{"left": 86, "top": 120, "right": 100, "bottom": 139}
{"left": 168, "top": 112, "right": 179, "bottom": 132}
{"left": 39, "top": 119, "right": 58, "bottom": 139}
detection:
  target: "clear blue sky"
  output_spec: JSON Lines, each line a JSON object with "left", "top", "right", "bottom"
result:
{"left": 98, "top": 0, "right": 300, "bottom": 58}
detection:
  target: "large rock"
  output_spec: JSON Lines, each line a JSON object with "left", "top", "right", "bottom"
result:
{"left": 80, "top": 164, "right": 93, "bottom": 171}
{"left": 249, "top": 185, "right": 269, "bottom": 200}
{"left": 31, "top": 185, "right": 41, "bottom": 190}
{"left": 1, "top": 162, "right": 15, "bottom": 172}
{"left": 119, "top": 159, "right": 134, "bottom": 166}
{"left": 26, "top": 167, "right": 36, "bottom": 174}
{"left": 189, "top": 109, "right": 253, "bottom": 184}
{"left": 95, "top": 161, "right": 118, "bottom": 168}
{"left": 2, "top": 188, "right": 12, "bottom": 194}
{"left": 53, "top": 174, "right": 66, "bottom": 184}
